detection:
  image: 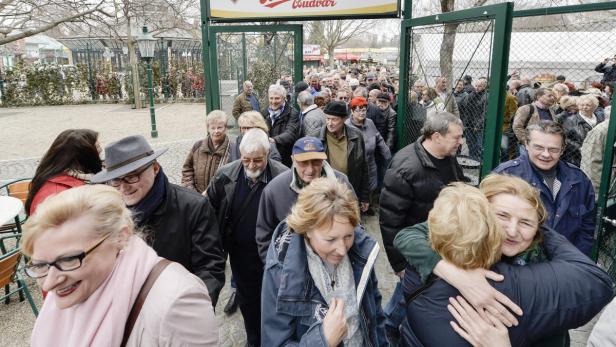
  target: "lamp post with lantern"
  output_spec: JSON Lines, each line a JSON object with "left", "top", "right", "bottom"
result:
{"left": 136, "top": 26, "right": 158, "bottom": 138}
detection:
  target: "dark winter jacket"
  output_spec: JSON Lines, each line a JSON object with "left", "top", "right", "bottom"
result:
{"left": 494, "top": 150, "right": 596, "bottom": 255}
{"left": 262, "top": 104, "right": 300, "bottom": 167}
{"left": 459, "top": 90, "right": 489, "bottom": 130}
{"left": 346, "top": 117, "right": 391, "bottom": 192}
{"left": 261, "top": 221, "right": 388, "bottom": 347}
{"left": 517, "top": 84, "right": 535, "bottom": 107}
{"left": 206, "top": 158, "right": 288, "bottom": 251}
{"left": 318, "top": 124, "right": 371, "bottom": 203}
{"left": 379, "top": 137, "right": 465, "bottom": 272}
{"left": 367, "top": 104, "right": 397, "bottom": 151}
{"left": 561, "top": 112, "right": 605, "bottom": 166}
{"left": 595, "top": 62, "right": 616, "bottom": 85}
{"left": 255, "top": 162, "right": 350, "bottom": 262}
{"left": 401, "top": 227, "right": 613, "bottom": 346}
{"left": 140, "top": 176, "right": 226, "bottom": 306}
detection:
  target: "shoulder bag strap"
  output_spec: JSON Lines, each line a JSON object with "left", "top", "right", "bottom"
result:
{"left": 120, "top": 259, "right": 173, "bottom": 347}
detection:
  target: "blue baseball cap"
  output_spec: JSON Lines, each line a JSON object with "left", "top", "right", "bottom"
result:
{"left": 292, "top": 137, "right": 327, "bottom": 161}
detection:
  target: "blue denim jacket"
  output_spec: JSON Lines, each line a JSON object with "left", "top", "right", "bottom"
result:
{"left": 261, "top": 221, "right": 388, "bottom": 347}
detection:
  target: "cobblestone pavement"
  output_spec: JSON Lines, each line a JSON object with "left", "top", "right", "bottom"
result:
{"left": 0, "top": 104, "right": 596, "bottom": 346}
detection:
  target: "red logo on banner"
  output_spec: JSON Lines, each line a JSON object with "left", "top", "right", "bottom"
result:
{"left": 260, "top": 0, "right": 337, "bottom": 9}
{"left": 260, "top": 0, "right": 291, "bottom": 8}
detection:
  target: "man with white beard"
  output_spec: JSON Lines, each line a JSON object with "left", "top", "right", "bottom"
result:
{"left": 207, "top": 129, "right": 289, "bottom": 347}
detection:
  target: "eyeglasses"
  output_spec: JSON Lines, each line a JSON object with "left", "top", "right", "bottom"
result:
{"left": 241, "top": 157, "right": 266, "bottom": 165}
{"left": 338, "top": 97, "right": 348, "bottom": 101}
{"left": 352, "top": 106, "right": 367, "bottom": 112}
{"left": 107, "top": 163, "right": 152, "bottom": 187}
{"left": 25, "top": 233, "right": 112, "bottom": 278}
{"left": 529, "top": 144, "right": 562, "bottom": 155}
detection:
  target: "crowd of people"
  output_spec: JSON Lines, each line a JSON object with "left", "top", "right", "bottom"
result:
{"left": 16, "top": 61, "right": 616, "bottom": 347}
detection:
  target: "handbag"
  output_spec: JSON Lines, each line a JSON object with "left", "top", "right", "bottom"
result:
{"left": 120, "top": 259, "right": 172, "bottom": 347}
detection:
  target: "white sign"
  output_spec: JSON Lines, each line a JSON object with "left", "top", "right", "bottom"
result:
{"left": 209, "top": 0, "right": 398, "bottom": 20}
{"left": 303, "top": 44, "right": 321, "bottom": 56}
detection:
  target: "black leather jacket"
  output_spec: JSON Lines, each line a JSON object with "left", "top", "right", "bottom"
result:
{"left": 561, "top": 112, "right": 605, "bottom": 166}
{"left": 261, "top": 104, "right": 299, "bottom": 167}
{"left": 318, "top": 124, "right": 370, "bottom": 203}
{"left": 206, "top": 158, "right": 289, "bottom": 250}
{"left": 140, "top": 176, "right": 226, "bottom": 306}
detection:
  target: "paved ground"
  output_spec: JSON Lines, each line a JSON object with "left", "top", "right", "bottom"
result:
{"left": 0, "top": 104, "right": 597, "bottom": 346}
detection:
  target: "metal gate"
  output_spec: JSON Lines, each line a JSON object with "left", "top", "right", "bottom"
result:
{"left": 204, "top": 25, "right": 303, "bottom": 115}
{"left": 398, "top": 3, "right": 513, "bottom": 182}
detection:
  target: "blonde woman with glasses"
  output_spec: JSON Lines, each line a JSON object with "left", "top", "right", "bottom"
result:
{"left": 22, "top": 185, "right": 218, "bottom": 346}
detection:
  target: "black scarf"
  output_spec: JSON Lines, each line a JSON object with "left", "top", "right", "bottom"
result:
{"left": 129, "top": 168, "right": 167, "bottom": 227}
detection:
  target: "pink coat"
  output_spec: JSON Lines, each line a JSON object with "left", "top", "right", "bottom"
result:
{"left": 126, "top": 262, "right": 220, "bottom": 346}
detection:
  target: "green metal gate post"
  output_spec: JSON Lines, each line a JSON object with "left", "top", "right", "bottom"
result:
{"left": 293, "top": 26, "right": 304, "bottom": 100}
{"left": 200, "top": 0, "right": 215, "bottom": 113}
{"left": 591, "top": 96, "right": 616, "bottom": 260}
{"left": 480, "top": 2, "right": 513, "bottom": 178}
{"left": 396, "top": 0, "right": 412, "bottom": 150}
{"left": 242, "top": 33, "right": 248, "bottom": 88}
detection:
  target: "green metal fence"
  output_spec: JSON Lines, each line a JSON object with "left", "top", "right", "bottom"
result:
{"left": 204, "top": 25, "right": 303, "bottom": 115}
{"left": 399, "top": 1, "right": 616, "bottom": 281}
{"left": 398, "top": 3, "right": 513, "bottom": 183}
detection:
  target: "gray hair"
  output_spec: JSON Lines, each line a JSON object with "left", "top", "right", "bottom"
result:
{"left": 206, "top": 110, "right": 228, "bottom": 126}
{"left": 525, "top": 120, "right": 565, "bottom": 146}
{"left": 552, "top": 83, "right": 568, "bottom": 95}
{"left": 239, "top": 128, "right": 270, "bottom": 155}
{"left": 421, "top": 111, "right": 464, "bottom": 138}
{"left": 577, "top": 94, "right": 599, "bottom": 109}
{"left": 320, "top": 88, "right": 332, "bottom": 97}
{"left": 268, "top": 84, "right": 287, "bottom": 98}
{"left": 297, "top": 90, "right": 314, "bottom": 107}
{"left": 243, "top": 80, "right": 253, "bottom": 87}
{"left": 353, "top": 86, "right": 368, "bottom": 98}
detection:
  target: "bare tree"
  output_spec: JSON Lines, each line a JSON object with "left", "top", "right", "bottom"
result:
{"left": 438, "top": 0, "right": 489, "bottom": 85}
{"left": 307, "top": 20, "right": 375, "bottom": 67}
{"left": 0, "top": 0, "right": 109, "bottom": 45}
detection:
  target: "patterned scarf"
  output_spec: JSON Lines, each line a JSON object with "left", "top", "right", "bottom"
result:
{"left": 508, "top": 242, "right": 547, "bottom": 266}
{"left": 305, "top": 239, "right": 363, "bottom": 346}
{"left": 202, "top": 135, "right": 230, "bottom": 190}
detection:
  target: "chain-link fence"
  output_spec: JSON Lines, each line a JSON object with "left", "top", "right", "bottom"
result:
{"left": 506, "top": 11, "right": 616, "bottom": 167}
{"left": 404, "top": 19, "right": 496, "bottom": 185}
{"left": 215, "top": 31, "right": 296, "bottom": 116}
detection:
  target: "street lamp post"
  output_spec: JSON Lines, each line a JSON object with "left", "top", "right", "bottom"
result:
{"left": 137, "top": 26, "right": 158, "bottom": 138}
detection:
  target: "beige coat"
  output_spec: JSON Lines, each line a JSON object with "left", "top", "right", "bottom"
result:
{"left": 126, "top": 262, "right": 219, "bottom": 347}
{"left": 581, "top": 120, "right": 609, "bottom": 196}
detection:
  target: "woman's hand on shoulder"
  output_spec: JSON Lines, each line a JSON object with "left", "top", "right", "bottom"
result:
{"left": 435, "top": 261, "right": 522, "bottom": 327}
{"left": 448, "top": 296, "right": 511, "bottom": 347}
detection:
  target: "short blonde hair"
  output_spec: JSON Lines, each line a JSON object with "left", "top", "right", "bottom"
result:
{"left": 428, "top": 183, "right": 503, "bottom": 269}
{"left": 21, "top": 185, "right": 133, "bottom": 257}
{"left": 238, "top": 111, "right": 269, "bottom": 132}
{"left": 206, "top": 110, "right": 228, "bottom": 126}
{"left": 559, "top": 95, "right": 578, "bottom": 110}
{"left": 287, "top": 178, "right": 359, "bottom": 235}
{"left": 577, "top": 94, "right": 599, "bottom": 110}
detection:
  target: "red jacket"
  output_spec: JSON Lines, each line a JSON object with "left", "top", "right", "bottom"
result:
{"left": 29, "top": 174, "right": 86, "bottom": 215}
